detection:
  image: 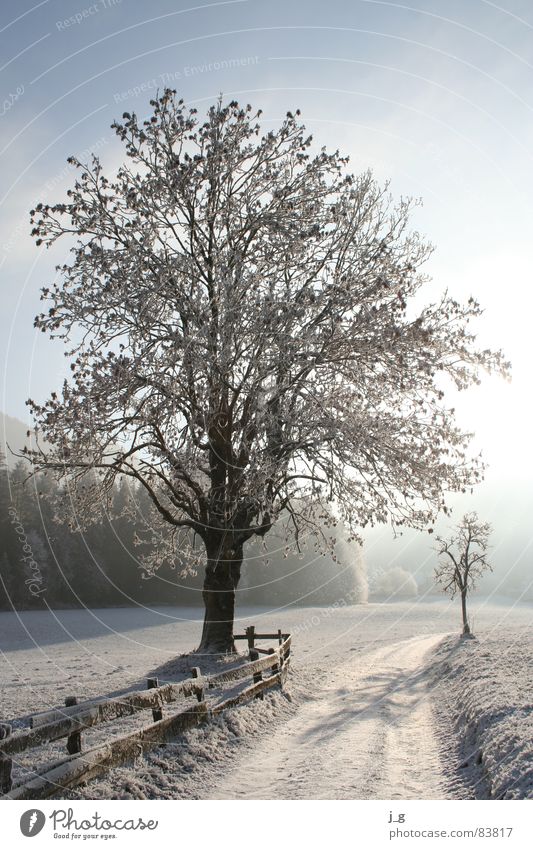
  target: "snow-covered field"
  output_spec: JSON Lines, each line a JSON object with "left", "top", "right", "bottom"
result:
{"left": 0, "top": 598, "right": 531, "bottom": 799}
{"left": 432, "top": 632, "right": 533, "bottom": 800}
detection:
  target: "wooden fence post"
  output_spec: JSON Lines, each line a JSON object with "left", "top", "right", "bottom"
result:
{"left": 249, "top": 649, "right": 264, "bottom": 700}
{"left": 268, "top": 647, "right": 279, "bottom": 674}
{"left": 246, "top": 625, "right": 255, "bottom": 651}
{"left": 65, "top": 698, "right": 81, "bottom": 755}
{"left": 191, "top": 667, "right": 204, "bottom": 702}
{"left": 0, "top": 723, "right": 12, "bottom": 794}
{"left": 278, "top": 629, "right": 283, "bottom": 645}
{"left": 147, "top": 678, "right": 162, "bottom": 722}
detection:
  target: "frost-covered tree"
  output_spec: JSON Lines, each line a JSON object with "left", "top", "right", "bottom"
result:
{"left": 27, "top": 92, "right": 507, "bottom": 652}
{"left": 434, "top": 512, "right": 493, "bottom": 635}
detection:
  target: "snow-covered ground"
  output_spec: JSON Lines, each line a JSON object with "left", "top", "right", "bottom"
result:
{"left": 0, "top": 598, "right": 531, "bottom": 799}
{"left": 432, "top": 631, "right": 533, "bottom": 800}
{"left": 208, "top": 632, "right": 451, "bottom": 800}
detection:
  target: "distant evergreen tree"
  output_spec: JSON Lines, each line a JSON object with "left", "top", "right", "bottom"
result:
{"left": 0, "top": 452, "right": 17, "bottom": 607}
{"left": 1, "top": 464, "right": 360, "bottom": 610}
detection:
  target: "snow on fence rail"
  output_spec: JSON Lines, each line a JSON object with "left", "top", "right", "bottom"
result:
{"left": 0, "top": 627, "right": 291, "bottom": 800}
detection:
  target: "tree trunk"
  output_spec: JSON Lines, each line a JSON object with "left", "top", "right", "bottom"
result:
{"left": 461, "top": 589, "right": 470, "bottom": 635}
{"left": 197, "top": 538, "right": 243, "bottom": 654}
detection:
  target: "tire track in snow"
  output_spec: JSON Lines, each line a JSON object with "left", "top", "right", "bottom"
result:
{"left": 208, "top": 633, "right": 459, "bottom": 799}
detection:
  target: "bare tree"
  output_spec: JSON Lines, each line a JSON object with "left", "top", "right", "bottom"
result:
{"left": 26, "top": 92, "right": 508, "bottom": 652}
{"left": 434, "top": 512, "right": 493, "bottom": 635}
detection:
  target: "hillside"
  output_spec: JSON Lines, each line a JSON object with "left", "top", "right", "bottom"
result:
{"left": 0, "top": 410, "right": 33, "bottom": 467}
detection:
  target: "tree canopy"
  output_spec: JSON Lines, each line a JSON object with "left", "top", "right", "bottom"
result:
{"left": 27, "top": 92, "right": 508, "bottom": 650}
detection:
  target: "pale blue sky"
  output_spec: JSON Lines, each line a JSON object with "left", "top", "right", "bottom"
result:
{"left": 1, "top": 0, "right": 532, "bottom": 490}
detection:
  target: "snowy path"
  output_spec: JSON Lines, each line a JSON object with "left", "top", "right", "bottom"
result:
{"left": 209, "top": 633, "right": 452, "bottom": 799}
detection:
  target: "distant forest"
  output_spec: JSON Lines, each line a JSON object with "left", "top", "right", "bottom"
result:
{"left": 0, "top": 453, "right": 359, "bottom": 611}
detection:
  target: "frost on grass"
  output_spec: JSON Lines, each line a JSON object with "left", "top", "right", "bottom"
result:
{"left": 148, "top": 649, "right": 248, "bottom": 681}
{"left": 62, "top": 686, "right": 296, "bottom": 800}
{"left": 433, "top": 630, "right": 533, "bottom": 799}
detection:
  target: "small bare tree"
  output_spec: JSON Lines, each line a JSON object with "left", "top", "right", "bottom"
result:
{"left": 434, "top": 512, "right": 492, "bottom": 635}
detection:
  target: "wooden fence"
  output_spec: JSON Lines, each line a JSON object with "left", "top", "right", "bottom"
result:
{"left": 0, "top": 627, "right": 290, "bottom": 801}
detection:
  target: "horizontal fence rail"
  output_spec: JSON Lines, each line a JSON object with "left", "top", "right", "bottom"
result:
{"left": 0, "top": 629, "right": 291, "bottom": 800}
